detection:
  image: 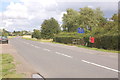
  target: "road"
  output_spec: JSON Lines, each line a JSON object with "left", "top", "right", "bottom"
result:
{"left": 9, "top": 37, "right": 118, "bottom": 78}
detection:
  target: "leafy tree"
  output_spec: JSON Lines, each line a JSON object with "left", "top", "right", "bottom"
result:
{"left": 32, "top": 29, "right": 41, "bottom": 39}
{"left": 62, "top": 8, "right": 80, "bottom": 32}
{"left": 111, "top": 14, "right": 118, "bottom": 22}
{"left": 2, "top": 29, "right": 9, "bottom": 36}
{"left": 62, "top": 7, "right": 105, "bottom": 32}
{"left": 79, "top": 7, "right": 106, "bottom": 31}
{"left": 41, "top": 17, "right": 60, "bottom": 39}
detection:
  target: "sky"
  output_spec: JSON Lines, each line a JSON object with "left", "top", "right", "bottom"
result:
{"left": 0, "top": 0, "right": 119, "bottom": 32}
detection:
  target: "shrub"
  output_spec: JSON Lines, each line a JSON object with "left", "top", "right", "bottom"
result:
{"left": 53, "top": 32, "right": 119, "bottom": 50}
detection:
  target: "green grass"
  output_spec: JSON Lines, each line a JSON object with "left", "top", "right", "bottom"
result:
{"left": 77, "top": 45, "right": 119, "bottom": 53}
{"left": 23, "top": 37, "right": 119, "bottom": 53}
{"left": 0, "top": 54, "right": 24, "bottom": 78}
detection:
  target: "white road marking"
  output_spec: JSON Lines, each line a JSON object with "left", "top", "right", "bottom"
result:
{"left": 43, "top": 48, "right": 51, "bottom": 52}
{"left": 23, "top": 41, "right": 41, "bottom": 48}
{"left": 34, "top": 46, "right": 40, "bottom": 48}
{"left": 82, "top": 60, "right": 120, "bottom": 73}
{"left": 55, "top": 52, "right": 73, "bottom": 58}
{"left": 56, "top": 52, "right": 61, "bottom": 54}
{"left": 23, "top": 42, "right": 30, "bottom": 44}
{"left": 31, "top": 44, "right": 35, "bottom": 47}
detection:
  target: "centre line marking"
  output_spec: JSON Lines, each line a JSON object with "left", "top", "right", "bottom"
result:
{"left": 34, "top": 46, "right": 40, "bottom": 48}
{"left": 23, "top": 42, "right": 29, "bottom": 44}
{"left": 31, "top": 44, "right": 35, "bottom": 47}
{"left": 56, "top": 52, "right": 73, "bottom": 58}
{"left": 56, "top": 52, "right": 62, "bottom": 54}
{"left": 43, "top": 48, "right": 51, "bottom": 51}
{"left": 82, "top": 60, "right": 120, "bottom": 73}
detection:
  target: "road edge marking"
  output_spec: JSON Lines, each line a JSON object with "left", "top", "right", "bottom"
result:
{"left": 43, "top": 48, "right": 51, "bottom": 52}
{"left": 82, "top": 60, "right": 120, "bottom": 73}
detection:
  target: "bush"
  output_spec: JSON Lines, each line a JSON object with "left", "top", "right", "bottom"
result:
{"left": 93, "top": 35, "right": 119, "bottom": 50}
{"left": 32, "top": 29, "right": 41, "bottom": 39}
{"left": 53, "top": 32, "right": 119, "bottom": 50}
{"left": 53, "top": 32, "right": 89, "bottom": 45}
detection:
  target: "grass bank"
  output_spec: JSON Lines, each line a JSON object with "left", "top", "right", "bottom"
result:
{"left": 0, "top": 54, "right": 24, "bottom": 78}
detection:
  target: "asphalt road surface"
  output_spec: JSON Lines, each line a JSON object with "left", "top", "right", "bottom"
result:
{"left": 9, "top": 37, "right": 119, "bottom": 78}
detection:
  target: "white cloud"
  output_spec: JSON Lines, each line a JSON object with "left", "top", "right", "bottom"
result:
{"left": 1, "top": 0, "right": 118, "bottom": 31}
{"left": 1, "top": 0, "right": 62, "bottom": 31}
{"left": 87, "top": 6, "right": 94, "bottom": 8}
{"left": 57, "top": 0, "right": 119, "bottom": 2}
{"left": 4, "top": 2, "right": 29, "bottom": 19}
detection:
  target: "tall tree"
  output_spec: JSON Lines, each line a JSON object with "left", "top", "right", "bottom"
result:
{"left": 79, "top": 7, "right": 105, "bottom": 31}
{"left": 41, "top": 18, "right": 60, "bottom": 39}
{"left": 62, "top": 7, "right": 105, "bottom": 32}
{"left": 62, "top": 8, "right": 80, "bottom": 32}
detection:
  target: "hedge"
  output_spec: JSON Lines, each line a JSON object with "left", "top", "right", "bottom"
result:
{"left": 53, "top": 33, "right": 119, "bottom": 51}
{"left": 93, "top": 35, "right": 119, "bottom": 50}
{"left": 53, "top": 37, "right": 86, "bottom": 45}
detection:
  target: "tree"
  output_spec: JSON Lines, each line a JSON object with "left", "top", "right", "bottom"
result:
{"left": 62, "top": 8, "right": 80, "bottom": 32}
{"left": 111, "top": 14, "right": 118, "bottom": 22}
{"left": 32, "top": 29, "right": 41, "bottom": 39}
{"left": 79, "top": 7, "right": 105, "bottom": 31}
{"left": 62, "top": 7, "right": 105, "bottom": 32}
{"left": 41, "top": 18, "right": 60, "bottom": 39}
{"left": 2, "top": 29, "right": 9, "bottom": 36}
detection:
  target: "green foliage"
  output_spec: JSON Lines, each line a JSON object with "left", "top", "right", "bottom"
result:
{"left": 41, "top": 17, "right": 60, "bottom": 39}
{"left": 62, "top": 7, "right": 106, "bottom": 32}
{"left": 32, "top": 29, "right": 41, "bottom": 39}
{"left": 93, "top": 35, "right": 118, "bottom": 50}
{"left": 54, "top": 27, "right": 119, "bottom": 50}
{"left": 0, "top": 29, "right": 9, "bottom": 36}
{"left": 54, "top": 10, "right": 118, "bottom": 50}
{"left": 111, "top": 14, "right": 118, "bottom": 22}
{"left": 12, "top": 30, "right": 31, "bottom": 36}
{"left": 62, "top": 9, "right": 80, "bottom": 32}
{"left": 53, "top": 32, "right": 90, "bottom": 45}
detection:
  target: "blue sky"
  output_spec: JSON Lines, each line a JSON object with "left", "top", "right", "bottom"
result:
{"left": 0, "top": 0, "right": 119, "bottom": 31}
{"left": 0, "top": 2, "right": 10, "bottom": 12}
{"left": 0, "top": 0, "right": 22, "bottom": 12}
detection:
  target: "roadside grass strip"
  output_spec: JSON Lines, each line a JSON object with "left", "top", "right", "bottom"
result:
{"left": 0, "top": 54, "right": 24, "bottom": 78}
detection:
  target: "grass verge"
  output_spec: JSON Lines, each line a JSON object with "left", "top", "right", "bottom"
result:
{"left": 77, "top": 45, "right": 119, "bottom": 53}
{"left": 23, "top": 37, "right": 119, "bottom": 53}
{"left": 0, "top": 54, "right": 24, "bottom": 78}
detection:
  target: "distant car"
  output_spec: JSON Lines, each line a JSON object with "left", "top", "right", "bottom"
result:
{"left": 0, "top": 36, "right": 8, "bottom": 44}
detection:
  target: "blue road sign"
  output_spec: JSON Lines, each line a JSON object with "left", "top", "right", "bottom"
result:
{"left": 78, "top": 28, "right": 84, "bottom": 33}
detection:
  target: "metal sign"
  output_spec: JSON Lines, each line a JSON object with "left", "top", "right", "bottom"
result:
{"left": 77, "top": 28, "right": 84, "bottom": 33}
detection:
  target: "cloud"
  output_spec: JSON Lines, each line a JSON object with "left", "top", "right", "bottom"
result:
{"left": 3, "top": 2, "right": 29, "bottom": 19}
{"left": 0, "top": 0, "right": 118, "bottom": 31}
{"left": 57, "top": 0, "right": 119, "bottom": 2}
{"left": 1, "top": 0, "right": 63, "bottom": 31}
